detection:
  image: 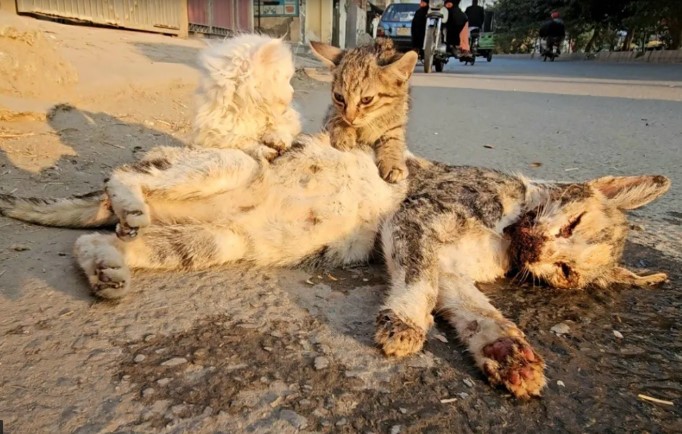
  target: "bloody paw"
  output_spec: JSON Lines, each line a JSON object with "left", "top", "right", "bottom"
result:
{"left": 481, "top": 336, "right": 546, "bottom": 399}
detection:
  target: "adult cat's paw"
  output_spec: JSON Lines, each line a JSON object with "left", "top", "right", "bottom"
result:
{"left": 116, "top": 208, "right": 150, "bottom": 241}
{"left": 378, "top": 160, "right": 409, "bottom": 183}
{"left": 90, "top": 258, "right": 131, "bottom": 299}
{"left": 481, "top": 336, "right": 546, "bottom": 399}
{"left": 375, "top": 309, "right": 426, "bottom": 357}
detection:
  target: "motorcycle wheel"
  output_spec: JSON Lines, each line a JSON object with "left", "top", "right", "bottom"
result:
{"left": 424, "top": 27, "right": 437, "bottom": 73}
{"left": 434, "top": 58, "right": 444, "bottom": 72}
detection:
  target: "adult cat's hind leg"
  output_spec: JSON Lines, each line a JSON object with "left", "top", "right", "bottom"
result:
{"left": 74, "top": 223, "right": 249, "bottom": 299}
{"left": 437, "top": 274, "right": 546, "bottom": 399}
{"left": 106, "top": 147, "right": 261, "bottom": 240}
{"left": 74, "top": 233, "right": 131, "bottom": 299}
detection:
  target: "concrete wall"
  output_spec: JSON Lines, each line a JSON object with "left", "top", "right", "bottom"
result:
{"left": 305, "top": 0, "right": 333, "bottom": 44}
{"left": 258, "top": 16, "right": 302, "bottom": 43}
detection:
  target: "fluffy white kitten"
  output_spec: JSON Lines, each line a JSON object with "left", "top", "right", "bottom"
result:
{"left": 192, "top": 34, "right": 302, "bottom": 161}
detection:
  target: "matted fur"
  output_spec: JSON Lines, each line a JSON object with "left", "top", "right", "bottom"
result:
{"left": 192, "top": 33, "right": 301, "bottom": 161}
{"left": 310, "top": 39, "right": 418, "bottom": 183}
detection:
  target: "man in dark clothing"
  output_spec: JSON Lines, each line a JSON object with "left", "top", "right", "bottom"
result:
{"left": 411, "top": 1, "right": 429, "bottom": 50}
{"left": 410, "top": 0, "right": 472, "bottom": 59}
{"left": 465, "top": 0, "right": 485, "bottom": 29}
{"left": 539, "top": 11, "right": 566, "bottom": 54}
{"left": 444, "top": 0, "right": 471, "bottom": 57}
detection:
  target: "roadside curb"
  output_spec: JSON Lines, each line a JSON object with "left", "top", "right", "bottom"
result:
{"left": 500, "top": 50, "right": 682, "bottom": 64}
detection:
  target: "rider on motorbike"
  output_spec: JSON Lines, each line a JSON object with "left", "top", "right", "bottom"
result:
{"left": 539, "top": 11, "right": 566, "bottom": 55}
{"left": 411, "top": 0, "right": 473, "bottom": 61}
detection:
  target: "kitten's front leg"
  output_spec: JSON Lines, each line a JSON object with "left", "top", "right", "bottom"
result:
{"left": 438, "top": 274, "right": 546, "bottom": 399}
{"left": 375, "top": 130, "right": 408, "bottom": 183}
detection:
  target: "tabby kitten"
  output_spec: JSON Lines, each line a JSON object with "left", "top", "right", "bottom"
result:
{"left": 310, "top": 39, "right": 418, "bottom": 183}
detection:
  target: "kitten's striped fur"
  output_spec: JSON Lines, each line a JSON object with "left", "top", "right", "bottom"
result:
{"left": 310, "top": 38, "right": 418, "bottom": 183}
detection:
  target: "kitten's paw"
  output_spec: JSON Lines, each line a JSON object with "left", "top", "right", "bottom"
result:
{"left": 332, "top": 134, "right": 356, "bottom": 152}
{"left": 378, "top": 161, "right": 409, "bottom": 183}
{"left": 116, "top": 208, "right": 150, "bottom": 241}
{"left": 375, "top": 309, "right": 426, "bottom": 357}
{"left": 91, "top": 258, "right": 131, "bottom": 299}
{"left": 481, "top": 336, "right": 546, "bottom": 399}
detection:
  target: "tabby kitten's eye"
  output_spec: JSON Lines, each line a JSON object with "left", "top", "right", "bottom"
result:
{"left": 556, "top": 262, "right": 572, "bottom": 279}
{"left": 557, "top": 212, "right": 585, "bottom": 238}
{"left": 333, "top": 92, "right": 345, "bottom": 104}
{"left": 361, "top": 96, "right": 374, "bottom": 105}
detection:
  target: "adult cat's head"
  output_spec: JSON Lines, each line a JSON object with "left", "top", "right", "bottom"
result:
{"left": 310, "top": 38, "right": 418, "bottom": 127}
{"left": 506, "top": 175, "right": 670, "bottom": 289}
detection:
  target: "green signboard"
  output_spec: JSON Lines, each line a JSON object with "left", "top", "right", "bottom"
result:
{"left": 255, "top": 0, "right": 299, "bottom": 17}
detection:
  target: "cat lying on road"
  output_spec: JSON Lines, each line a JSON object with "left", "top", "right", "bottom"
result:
{"left": 0, "top": 138, "right": 668, "bottom": 398}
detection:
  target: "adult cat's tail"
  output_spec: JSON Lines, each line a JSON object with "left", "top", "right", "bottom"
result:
{"left": 0, "top": 191, "right": 116, "bottom": 228}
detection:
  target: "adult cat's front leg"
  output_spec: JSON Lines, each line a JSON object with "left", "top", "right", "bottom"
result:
{"left": 106, "top": 147, "right": 261, "bottom": 240}
{"left": 438, "top": 274, "right": 546, "bottom": 399}
{"left": 374, "top": 214, "right": 440, "bottom": 357}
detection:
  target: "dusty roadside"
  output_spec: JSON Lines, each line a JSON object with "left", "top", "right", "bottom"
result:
{"left": 1, "top": 12, "right": 680, "bottom": 434}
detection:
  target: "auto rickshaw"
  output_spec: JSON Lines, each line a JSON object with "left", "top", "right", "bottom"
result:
{"left": 470, "top": 10, "right": 495, "bottom": 62}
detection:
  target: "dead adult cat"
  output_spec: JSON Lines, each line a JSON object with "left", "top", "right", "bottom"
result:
{"left": 0, "top": 139, "right": 669, "bottom": 399}
{"left": 310, "top": 39, "right": 418, "bottom": 183}
{"left": 192, "top": 34, "right": 301, "bottom": 161}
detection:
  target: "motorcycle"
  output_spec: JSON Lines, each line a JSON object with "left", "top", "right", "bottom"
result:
{"left": 421, "top": 0, "right": 474, "bottom": 73}
{"left": 538, "top": 36, "right": 561, "bottom": 61}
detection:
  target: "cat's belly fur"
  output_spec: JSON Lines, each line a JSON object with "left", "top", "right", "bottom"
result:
{"left": 247, "top": 146, "right": 406, "bottom": 265}
{"left": 153, "top": 142, "right": 406, "bottom": 266}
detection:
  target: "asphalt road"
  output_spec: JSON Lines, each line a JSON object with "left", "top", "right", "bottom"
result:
{"left": 299, "top": 57, "right": 682, "bottom": 220}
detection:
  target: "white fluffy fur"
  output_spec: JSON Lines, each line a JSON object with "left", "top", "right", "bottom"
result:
{"left": 192, "top": 34, "right": 301, "bottom": 160}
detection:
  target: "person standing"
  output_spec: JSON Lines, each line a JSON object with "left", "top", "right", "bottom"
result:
{"left": 371, "top": 13, "right": 381, "bottom": 39}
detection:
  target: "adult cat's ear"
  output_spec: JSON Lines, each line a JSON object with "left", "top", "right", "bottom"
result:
{"left": 588, "top": 175, "right": 670, "bottom": 210}
{"left": 309, "top": 41, "right": 344, "bottom": 68}
{"left": 609, "top": 266, "right": 667, "bottom": 286}
{"left": 382, "top": 50, "right": 419, "bottom": 81}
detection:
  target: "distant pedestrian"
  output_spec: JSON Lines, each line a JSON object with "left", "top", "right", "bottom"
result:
{"left": 371, "top": 13, "right": 381, "bottom": 39}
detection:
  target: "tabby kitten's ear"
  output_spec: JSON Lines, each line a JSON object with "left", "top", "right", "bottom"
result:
{"left": 381, "top": 51, "right": 419, "bottom": 82}
{"left": 588, "top": 175, "right": 671, "bottom": 210}
{"left": 608, "top": 266, "right": 668, "bottom": 287}
{"left": 309, "top": 41, "right": 344, "bottom": 68}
